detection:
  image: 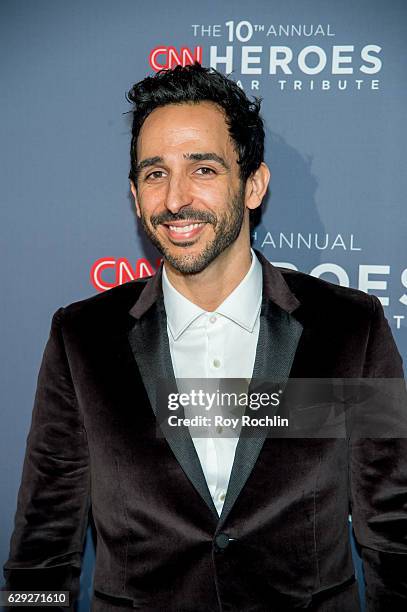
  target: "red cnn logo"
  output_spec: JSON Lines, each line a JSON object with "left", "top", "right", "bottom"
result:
{"left": 90, "top": 257, "right": 162, "bottom": 292}
{"left": 149, "top": 46, "right": 202, "bottom": 71}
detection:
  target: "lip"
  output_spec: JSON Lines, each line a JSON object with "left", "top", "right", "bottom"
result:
{"left": 161, "top": 221, "right": 207, "bottom": 242}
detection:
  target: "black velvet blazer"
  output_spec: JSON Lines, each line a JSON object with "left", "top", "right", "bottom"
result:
{"left": 4, "top": 251, "right": 407, "bottom": 611}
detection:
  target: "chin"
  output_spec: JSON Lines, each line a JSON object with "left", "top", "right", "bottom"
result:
{"left": 163, "top": 242, "right": 226, "bottom": 275}
{"left": 164, "top": 253, "right": 209, "bottom": 275}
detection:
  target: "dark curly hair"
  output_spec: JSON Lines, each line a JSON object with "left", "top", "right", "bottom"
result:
{"left": 127, "top": 62, "right": 265, "bottom": 186}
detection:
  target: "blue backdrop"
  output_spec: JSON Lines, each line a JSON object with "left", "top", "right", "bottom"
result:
{"left": 1, "top": 1, "right": 406, "bottom": 609}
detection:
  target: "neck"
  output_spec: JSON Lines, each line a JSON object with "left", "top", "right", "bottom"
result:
{"left": 164, "top": 236, "right": 253, "bottom": 312}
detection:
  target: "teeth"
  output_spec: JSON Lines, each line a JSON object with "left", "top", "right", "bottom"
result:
{"left": 168, "top": 223, "right": 203, "bottom": 233}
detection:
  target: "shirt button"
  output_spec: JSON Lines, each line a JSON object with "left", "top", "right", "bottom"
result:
{"left": 219, "top": 491, "right": 226, "bottom": 501}
{"left": 209, "top": 315, "right": 217, "bottom": 324}
{"left": 213, "top": 359, "right": 221, "bottom": 368}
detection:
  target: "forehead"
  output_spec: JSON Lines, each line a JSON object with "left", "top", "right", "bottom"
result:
{"left": 136, "top": 101, "right": 235, "bottom": 159}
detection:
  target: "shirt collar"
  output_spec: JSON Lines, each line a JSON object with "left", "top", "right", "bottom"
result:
{"left": 162, "top": 266, "right": 205, "bottom": 340}
{"left": 162, "top": 249, "right": 263, "bottom": 340}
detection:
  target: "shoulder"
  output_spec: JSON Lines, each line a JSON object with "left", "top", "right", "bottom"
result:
{"left": 276, "top": 266, "right": 377, "bottom": 324}
{"left": 55, "top": 277, "right": 152, "bottom": 330}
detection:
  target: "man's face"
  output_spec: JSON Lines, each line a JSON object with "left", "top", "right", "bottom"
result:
{"left": 131, "top": 101, "right": 248, "bottom": 275}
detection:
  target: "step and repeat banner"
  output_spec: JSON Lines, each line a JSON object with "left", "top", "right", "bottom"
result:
{"left": 1, "top": 0, "right": 406, "bottom": 609}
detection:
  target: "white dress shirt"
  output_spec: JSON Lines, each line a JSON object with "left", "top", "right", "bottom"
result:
{"left": 162, "top": 250, "right": 263, "bottom": 515}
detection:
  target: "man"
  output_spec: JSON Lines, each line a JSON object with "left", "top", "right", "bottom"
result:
{"left": 4, "top": 63, "right": 407, "bottom": 611}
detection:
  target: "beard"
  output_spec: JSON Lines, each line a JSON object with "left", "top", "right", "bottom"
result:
{"left": 139, "top": 184, "right": 246, "bottom": 274}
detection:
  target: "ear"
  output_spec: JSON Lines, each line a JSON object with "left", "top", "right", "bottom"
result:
{"left": 130, "top": 180, "right": 141, "bottom": 218}
{"left": 244, "top": 162, "right": 270, "bottom": 211}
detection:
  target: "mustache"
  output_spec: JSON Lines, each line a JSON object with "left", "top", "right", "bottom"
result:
{"left": 150, "top": 209, "right": 217, "bottom": 228}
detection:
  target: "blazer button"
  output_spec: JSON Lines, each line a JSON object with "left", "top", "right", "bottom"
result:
{"left": 215, "top": 533, "right": 231, "bottom": 551}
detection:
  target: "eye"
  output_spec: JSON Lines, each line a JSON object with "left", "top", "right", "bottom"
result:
{"left": 195, "top": 167, "right": 216, "bottom": 176}
{"left": 145, "top": 170, "right": 166, "bottom": 181}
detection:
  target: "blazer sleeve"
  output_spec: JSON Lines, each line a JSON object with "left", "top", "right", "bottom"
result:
{"left": 350, "top": 295, "right": 407, "bottom": 610}
{"left": 3, "top": 308, "right": 90, "bottom": 605}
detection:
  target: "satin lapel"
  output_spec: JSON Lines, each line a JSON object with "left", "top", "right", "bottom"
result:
{"left": 218, "top": 301, "right": 303, "bottom": 526}
{"left": 127, "top": 297, "right": 218, "bottom": 519}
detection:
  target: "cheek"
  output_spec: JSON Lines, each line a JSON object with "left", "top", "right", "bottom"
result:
{"left": 192, "top": 182, "right": 228, "bottom": 207}
{"left": 137, "top": 190, "right": 164, "bottom": 217}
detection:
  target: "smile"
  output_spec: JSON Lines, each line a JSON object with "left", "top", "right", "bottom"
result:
{"left": 161, "top": 221, "right": 207, "bottom": 242}
{"left": 168, "top": 223, "right": 204, "bottom": 233}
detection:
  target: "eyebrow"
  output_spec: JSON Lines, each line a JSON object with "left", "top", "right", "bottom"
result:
{"left": 135, "top": 156, "right": 163, "bottom": 173}
{"left": 135, "top": 152, "right": 230, "bottom": 174}
{"left": 184, "top": 152, "right": 230, "bottom": 170}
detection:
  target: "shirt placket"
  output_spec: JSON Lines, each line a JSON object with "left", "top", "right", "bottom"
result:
{"left": 206, "top": 313, "right": 230, "bottom": 512}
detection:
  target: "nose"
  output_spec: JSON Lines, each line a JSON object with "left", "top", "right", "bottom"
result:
{"left": 164, "top": 173, "right": 192, "bottom": 214}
